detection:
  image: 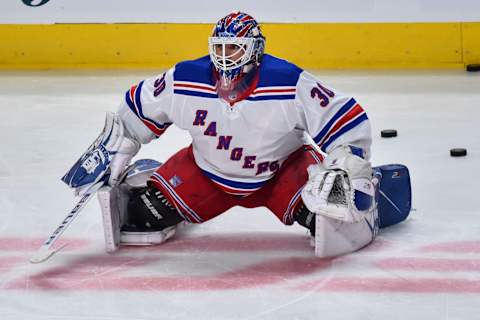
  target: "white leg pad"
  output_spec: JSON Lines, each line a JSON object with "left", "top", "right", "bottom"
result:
{"left": 98, "top": 186, "right": 125, "bottom": 253}
{"left": 313, "top": 206, "right": 379, "bottom": 257}
{"left": 98, "top": 182, "right": 182, "bottom": 252}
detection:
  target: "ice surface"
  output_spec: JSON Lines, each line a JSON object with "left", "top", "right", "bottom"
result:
{"left": 0, "top": 69, "right": 479, "bottom": 320}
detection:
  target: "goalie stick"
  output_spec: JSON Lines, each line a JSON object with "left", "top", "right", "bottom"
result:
{"left": 29, "top": 180, "right": 105, "bottom": 264}
{"left": 30, "top": 113, "right": 125, "bottom": 264}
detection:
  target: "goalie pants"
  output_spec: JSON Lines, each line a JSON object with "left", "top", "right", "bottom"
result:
{"left": 148, "top": 145, "right": 322, "bottom": 225}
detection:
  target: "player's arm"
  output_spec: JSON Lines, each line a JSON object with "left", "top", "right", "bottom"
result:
{"left": 294, "top": 71, "right": 372, "bottom": 158}
{"left": 108, "top": 69, "right": 175, "bottom": 185}
{"left": 62, "top": 69, "right": 175, "bottom": 193}
{"left": 294, "top": 71, "right": 374, "bottom": 223}
{"left": 117, "top": 69, "right": 174, "bottom": 145}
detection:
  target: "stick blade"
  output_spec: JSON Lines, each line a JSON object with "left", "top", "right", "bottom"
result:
{"left": 29, "top": 244, "right": 67, "bottom": 264}
{"left": 29, "top": 249, "right": 55, "bottom": 264}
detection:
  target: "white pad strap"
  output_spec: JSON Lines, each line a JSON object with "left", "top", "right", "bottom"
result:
{"left": 120, "top": 227, "right": 176, "bottom": 246}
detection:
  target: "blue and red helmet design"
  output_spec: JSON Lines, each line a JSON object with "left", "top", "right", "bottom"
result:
{"left": 209, "top": 12, "right": 266, "bottom": 84}
{"left": 213, "top": 12, "right": 264, "bottom": 39}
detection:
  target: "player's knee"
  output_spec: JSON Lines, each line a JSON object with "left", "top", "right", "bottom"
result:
{"left": 124, "top": 186, "right": 184, "bottom": 232}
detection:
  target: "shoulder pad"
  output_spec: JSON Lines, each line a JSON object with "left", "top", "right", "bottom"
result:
{"left": 173, "top": 55, "right": 216, "bottom": 86}
{"left": 257, "top": 54, "right": 303, "bottom": 87}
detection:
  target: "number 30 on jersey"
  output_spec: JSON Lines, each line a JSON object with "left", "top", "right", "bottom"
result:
{"left": 311, "top": 82, "right": 335, "bottom": 107}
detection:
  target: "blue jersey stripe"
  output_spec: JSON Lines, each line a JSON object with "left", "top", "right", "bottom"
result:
{"left": 133, "top": 81, "right": 144, "bottom": 109}
{"left": 313, "top": 98, "right": 357, "bottom": 144}
{"left": 201, "top": 169, "right": 269, "bottom": 190}
{"left": 247, "top": 95, "right": 296, "bottom": 101}
{"left": 125, "top": 81, "right": 169, "bottom": 130}
{"left": 321, "top": 113, "right": 369, "bottom": 151}
{"left": 125, "top": 91, "right": 136, "bottom": 114}
{"left": 174, "top": 89, "right": 218, "bottom": 99}
{"left": 134, "top": 81, "right": 169, "bottom": 129}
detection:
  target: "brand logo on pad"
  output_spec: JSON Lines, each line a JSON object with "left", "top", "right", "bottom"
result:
{"left": 81, "top": 150, "right": 104, "bottom": 174}
{"left": 22, "top": 0, "right": 51, "bottom": 7}
{"left": 169, "top": 175, "right": 183, "bottom": 188}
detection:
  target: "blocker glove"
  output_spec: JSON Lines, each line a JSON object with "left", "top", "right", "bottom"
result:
{"left": 62, "top": 113, "right": 140, "bottom": 196}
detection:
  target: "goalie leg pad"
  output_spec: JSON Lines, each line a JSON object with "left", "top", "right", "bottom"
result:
{"left": 98, "top": 159, "right": 184, "bottom": 252}
{"left": 295, "top": 193, "right": 379, "bottom": 257}
{"left": 98, "top": 185, "right": 181, "bottom": 251}
{"left": 98, "top": 186, "right": 126, "bottom": 252}
{"left": 313, "top": 205, "right": 379, "bottom": 258}
{"left": 373, "top": 164, "right": 412, "bottom": 228}
{"left": 123, "top": 186, "right": 184, "bottom": 232}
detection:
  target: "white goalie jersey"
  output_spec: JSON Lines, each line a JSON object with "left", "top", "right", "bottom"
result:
{"left": 117, "top": 54, "right": 372, "bottom": 196}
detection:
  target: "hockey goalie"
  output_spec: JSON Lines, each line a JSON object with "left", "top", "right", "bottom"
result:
{"left": 62, "top": 11, "right": 412, "bottom": 258}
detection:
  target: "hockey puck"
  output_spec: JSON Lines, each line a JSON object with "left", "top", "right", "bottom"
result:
{"left": 466, "top": 64, "right": 480, "bottom": 72}
{"left": 381, "top": 129, "right": 397, "bottom": 138}
{"left": 450, "top": 148, "right": 467, "bottom": 157}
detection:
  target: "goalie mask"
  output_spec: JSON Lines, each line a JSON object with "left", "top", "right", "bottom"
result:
{"left": 208, "top": 12, "right": 265, "bottom": 100}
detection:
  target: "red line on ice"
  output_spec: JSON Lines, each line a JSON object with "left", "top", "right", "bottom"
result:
{"left": 419, "top": 241, "right": 480, "bottom": 253}
{"left": 6, "top": 255, "right": 159, "bottom": 290}
{"left": 0, "top": 237, "right": 91, "bottom": 252}
{"left": 294, "top": 277, "right": 480, "bottom": 293}
{"left": 375, "top": 257, "right": 480, "bottom": 272}
{"left": 0, "top": 257, "right": 24, "bottom": 271}
{"left": 121, "top": 233, "right": 313, "bottom": 252}
{"left": 7, "top": 256, "right": 333, "bottom": 291}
